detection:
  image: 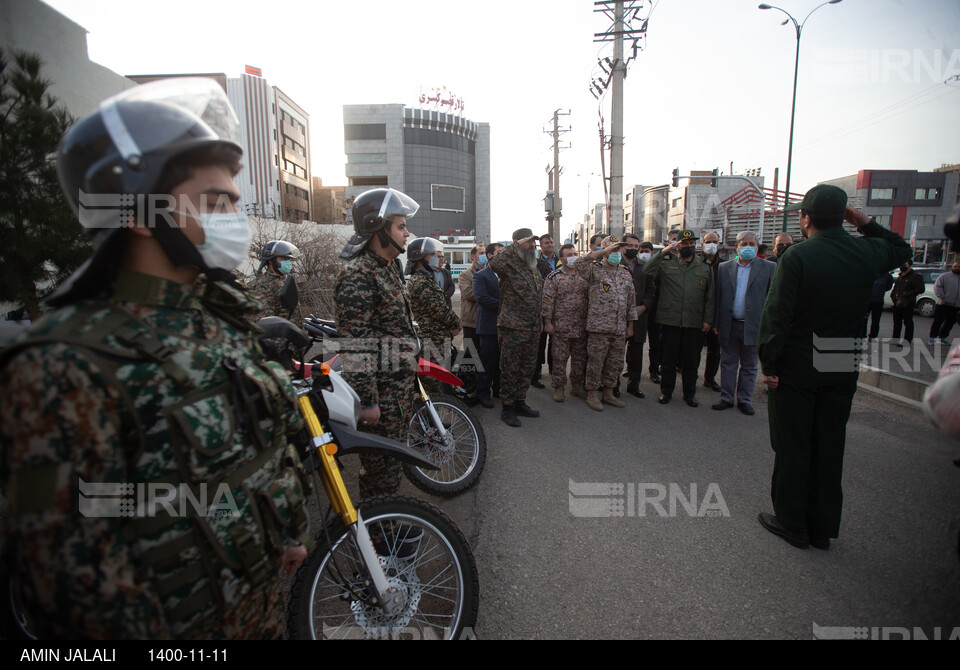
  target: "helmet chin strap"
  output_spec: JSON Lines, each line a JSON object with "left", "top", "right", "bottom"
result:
{"left": 377, "top": 228, "right": 405, "bottom": 254}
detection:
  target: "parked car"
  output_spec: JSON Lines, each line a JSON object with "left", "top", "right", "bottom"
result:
{"left": 883, "top": 267, "right": 944, "bottom": 318}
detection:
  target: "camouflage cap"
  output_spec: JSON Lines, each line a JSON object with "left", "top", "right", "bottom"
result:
{"left": 512, "top": 228, "right": 541, "bottom": 242}
{"left": 601, "top": 236, "right": 620, "bottom": 248}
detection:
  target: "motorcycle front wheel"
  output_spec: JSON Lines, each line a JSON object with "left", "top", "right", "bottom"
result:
{"left": 286, "top": 495, "right": 479, "bottom": 640}
{"left": 404, "top": 397, "right": 487, "bottom": 497}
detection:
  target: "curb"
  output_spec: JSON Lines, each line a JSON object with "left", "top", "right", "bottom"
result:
{"left": 857, "top": 365, "right": 929, "bottom": 409}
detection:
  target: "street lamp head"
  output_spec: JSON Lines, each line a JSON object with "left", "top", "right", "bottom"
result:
{"left": 758, "top": 3, "right": 772, "bottom": 8}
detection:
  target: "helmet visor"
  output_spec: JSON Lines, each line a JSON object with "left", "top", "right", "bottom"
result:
{"left": 377, "top": 188, "right": 420, "bottom": 221}
{"left": 99, "top": 78, "right": 241, "bottom": 162}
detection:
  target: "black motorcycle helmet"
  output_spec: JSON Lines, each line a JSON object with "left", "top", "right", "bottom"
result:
{"left": 406, "top": 237, "right": 444, "bottom": 263}
{"left": 340, "top": 188, "right": 419, "bottom": 259}
{"left": 48, "top": 78, "right": 244, "bottom": 305}
{"left": 258, "top": 240, "right": 299, "bottom": 274}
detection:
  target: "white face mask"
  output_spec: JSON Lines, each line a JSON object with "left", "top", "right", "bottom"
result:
{"left": 565, "top": 256, "right": 577, "bottom": 268}
{"left": 639, "top": 252, "right": 652, "bottom": 262}
{"left": 704, "top": 243, "right": 718, "bottom": 256}
{"left": 178, "top": 211, "right": 250, "bottom": 271}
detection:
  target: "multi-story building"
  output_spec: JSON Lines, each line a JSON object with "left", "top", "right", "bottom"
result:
{"left": 343, "top": 104, "right": 490, "bottom": 242}
{"left": 623, "top": 185, "right": 645, "bottom": 237}
{"left": 311, "top": 177, "right": 348, "bottom": 225}
{"left": 130, "top": 69, "right": 313, "bottom": 223}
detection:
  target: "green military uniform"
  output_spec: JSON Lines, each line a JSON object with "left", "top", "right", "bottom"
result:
{"left": 642, "top": 247, "right": 715, "bottom": 401}
{"left": 334, "top": 248, "right": 419, "bottom": 499}
{"left": 408, "top": 268, "right": 461, "bottom": 394}
{"left": 245, "top": 270, "right": 301, "bottom": 323}
{"left": 757, "top": 219, "right": 911, "bottom": 540}
{"left": 487, "top": 242, "right": 543, "bottom": 408}
{"left": 0, "top": 271, "right": 309, "bottom": 639}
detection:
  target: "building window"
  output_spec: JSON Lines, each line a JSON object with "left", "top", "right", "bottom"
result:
{"left": 350, "top": 176, "right": 389, "bottom": 187}
{"left": 915, "top": 187, "right": 941, "bottom": 200}
{"left": 344, "top": 124, "right": 387, "bottom": 140}
{"left": 873, "top": 215, "right": 890, "bottom": 229}
{"left": 431, "top": 184, "right": 466, "bottom": 213}
{"left": 347, "top": 153, "right": 388, "bottom": 164}
{"left": 870, "top": 188, "right": 895, "bottom": 200}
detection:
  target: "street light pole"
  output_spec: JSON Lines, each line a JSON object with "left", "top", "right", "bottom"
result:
{"left": 759, "top": 0, "right": 842, "bottom": 231}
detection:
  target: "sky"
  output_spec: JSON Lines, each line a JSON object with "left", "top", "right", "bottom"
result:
{"left": 40, "top": 0, "right": 960, "bottom": 242}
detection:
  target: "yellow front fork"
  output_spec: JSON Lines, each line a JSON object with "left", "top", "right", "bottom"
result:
{"left": 297, "top": 395, "right": 358, "bottom": 526}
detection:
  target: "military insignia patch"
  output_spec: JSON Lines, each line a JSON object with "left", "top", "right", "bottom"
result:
{"left": 699, "top": 279, "right": 705, "bottom": 288}
{"left": 543, "top": 293, "right": 552, "bottom": 302}
{"left": 603, "top": 283, "right": 611, "bottom": 292}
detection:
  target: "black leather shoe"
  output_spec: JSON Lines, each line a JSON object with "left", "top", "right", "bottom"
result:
{"left": 478, "top": 397, "right": 494, "bottom": 409}
{"left": 758, "top": 512, "right": 809, "bottom": 549}
{"left": 530, "top": 378, "right": 545, "bottom": 389}
{"left": 712, "top": 400, "right": 734, "bottom": 411}
{"left": 515, "top": 402, "right": 540, "bottom": 418}
{"left": 658, "top": 395, "right": 671, "bottom": 405}
{"left": 685, "top": 397, "right": 699, "bottom": 408}
{"left": 809, "top": 535, "right": 831, "bottom": 550}
{"left": 626, "top": 384, "right": 645, "bottom": 399}
{"left": 649, "top": 373, "right": 661, "bottom": 384}
{"left": 703, "top": 380, "right": 721, "bottom": 392}
{"left": 500, "top": 408, "right": 521, "bottom": 427}
{"left": 739, "top": 403, "right": 756, "bottom": 416}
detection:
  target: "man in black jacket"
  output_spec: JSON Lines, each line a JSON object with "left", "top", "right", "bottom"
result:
{"left": 890, "top": 260, "right": 924, "bottom": 346}
{"left": 618, "top": 234, "right": 657, "bottom": 397}
{"left": 700, "top": 231, "right": 723, "bottom": 391}
{"left": 866, "top": 271, "right": 893, "bottom": 341}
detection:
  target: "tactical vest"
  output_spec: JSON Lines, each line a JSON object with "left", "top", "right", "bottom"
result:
{"left": 1, "top": 280, "right": 312, "bottom": 637}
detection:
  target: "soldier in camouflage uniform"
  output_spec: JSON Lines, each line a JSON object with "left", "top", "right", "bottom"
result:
{"left": 0, "top": 80, "right": 310, "bottom": 639}
{"left": 488, "top": 228, "right": 544, "bottom": 427}
{"left": 407, "top": 238, "right": 461, "bottom": 395}
{"left": 334, "top": 188, "right": 420, "bottom": 499}
{"left": 575, "top": 237, "right": 638, "bottom": 411}
{"left": 246, "top": 240, "right": 301, "bottom": 322}
{"left": 542, "top": 243, "right": 589, "bottom": 402}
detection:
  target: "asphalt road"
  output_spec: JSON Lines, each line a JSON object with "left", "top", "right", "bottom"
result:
{"left": 422, "top": 368, "right": 960, "bottom": 640}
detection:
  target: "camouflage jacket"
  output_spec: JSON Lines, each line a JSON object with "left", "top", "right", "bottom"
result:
{"left": 0, "top": 270, "right": 308, "bottom": 639}
{"left": 408, "top": 269, "right": 461, "bottom": 350}
{"left": 575, "top": 258, "right": 638, "bottom": 335}
{"left": 487, "top": 242, "right": 543, "bottom": 331}
{"left": 245, "top": 271, "right": 301, "bottom": 323}
{"left": 541, "top": 268, "right": 589, "bottom": 338}
{"left": 333, "top": 248, "right": 419, "bottom": 409}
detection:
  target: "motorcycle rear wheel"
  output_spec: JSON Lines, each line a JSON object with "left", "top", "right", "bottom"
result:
{"left": 286, "top": 495, "right": 479, "bottom": 640}
{"left": 404, "top": 397, "right": 486, "bottom": 497}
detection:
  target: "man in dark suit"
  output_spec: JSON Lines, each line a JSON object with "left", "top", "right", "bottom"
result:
{"left": 711, "top": 231, "right": 776, "bottom": 415}
{"left": 757, "top": 184, "right": 911, "bottom": 551}
{"left": 473, "top": 243, "right": 504, "bottom": 408}
{"left": 618, "top": 233, "right": 657, "bottom": 398}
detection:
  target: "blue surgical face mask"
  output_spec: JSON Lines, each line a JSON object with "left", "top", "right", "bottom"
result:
{"left": 478, "top": 254, "right": 488, "bottom": 266}
{"left": 739, "top": 246, "right": 757, "bottom": 260}
{"left": 428, "top": 255, "right": 441, "bottom": 270}
{"left": 607, "top": 252, "right": 622, "bottom": 266}
{"left": 278, "top": 259, "right": 293, "bottom": 275}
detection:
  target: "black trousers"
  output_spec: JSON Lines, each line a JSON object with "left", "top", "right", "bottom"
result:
{"left": 703, "top": 329, "right": 721, "bottom": 383}
{"left": 659, "top": 325, "right": 702, "bottom": 400}
{"left": 647, "top": 318, "right": 662, "bottom": 376}
{"left": 930, "top": 305, "right": 959, "bottom": 339}
{"left": 892, "top": 304, "right": 915, "bottom": 342}
{"left": 866, "top": 301, "right": 884, "bottom": 339}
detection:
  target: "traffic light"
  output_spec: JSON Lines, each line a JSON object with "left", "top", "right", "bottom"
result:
{"left": 711, "top": 168, "right": 719, "bottom": 188}
{"left": 672, "top": 168, "right": 680, "bottom": 188}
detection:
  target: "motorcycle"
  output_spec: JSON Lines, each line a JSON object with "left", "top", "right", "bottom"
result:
{"left": 258, "top": 317, "right": 479, "bottom": 640}
{"left": 302, "top": 315, "right": 486, "bottom": 498}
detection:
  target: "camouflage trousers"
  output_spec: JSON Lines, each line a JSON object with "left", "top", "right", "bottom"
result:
{"left": 359, "top": 377, "right": 416, "bottom": 499}
{"left": 498, "top": 326, "right": 540, "bottom": 406}
{"left": 551, "top": 334, "right": 587, "bottom": 389}
{"left": 585, "top": 332, "right": 627, "bottom": 390}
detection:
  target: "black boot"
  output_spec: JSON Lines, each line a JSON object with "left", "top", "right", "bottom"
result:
{"left": 501, "top": 403, "right": 521, "bottom": 427}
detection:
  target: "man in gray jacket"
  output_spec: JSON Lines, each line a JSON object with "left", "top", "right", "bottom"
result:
{"left": 711, "top": 231, "right": 776, "bottom": 415}
{"left": 928, "top": 261, "right": 960, "bottom": 345}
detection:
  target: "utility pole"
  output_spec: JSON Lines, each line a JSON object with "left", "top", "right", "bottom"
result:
{"left": 593, "top": 1, "right": 650, "bottom": 240}
{"left": 544, "top": 109, "right": 570, "bottom": 244}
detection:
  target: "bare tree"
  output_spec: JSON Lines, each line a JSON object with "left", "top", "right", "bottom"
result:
{"left": 245, "top": 217, "right": 352, "bottom": 320}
